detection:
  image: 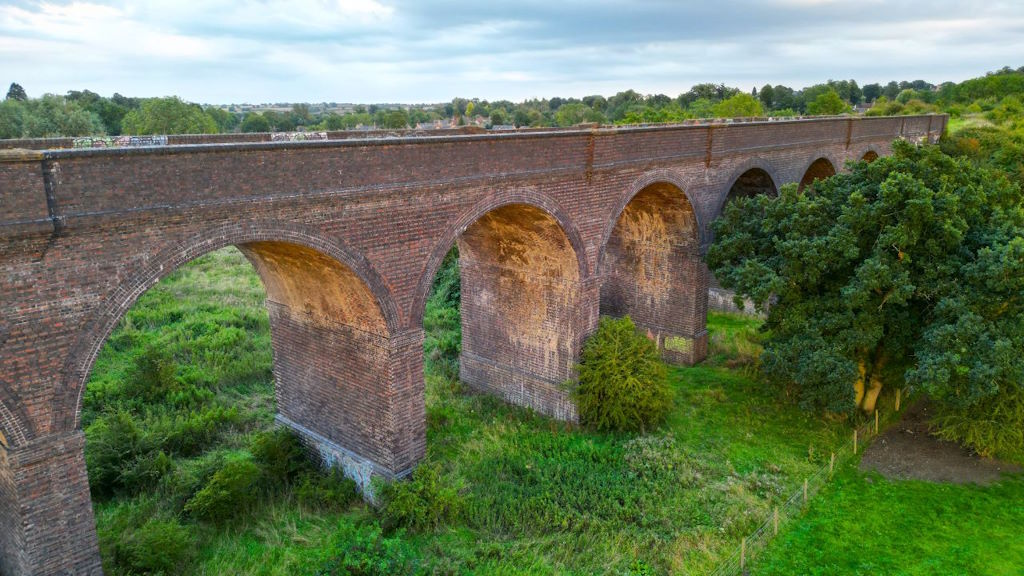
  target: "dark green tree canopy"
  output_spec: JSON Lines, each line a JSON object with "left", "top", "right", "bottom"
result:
{"left": 6, "top": 82, "right": 27, "bottom": 101}
{"left": 708, "top": 141, "right": 1024, "bottom": 415}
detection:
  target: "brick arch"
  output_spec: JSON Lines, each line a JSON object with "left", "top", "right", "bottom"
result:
{"left": 56, "top": 222, "right": 401, "bottom": 434}
{"left": 715, "top": 158, "right": 782, "bottom": 217}
{"left": 859, "top": 146, "right": 881, "bottom": 162}
{"left": 797, "top": 155, "right": 839, "bottom": 192}
{"left": 598, "top": 169, "right": 703, "bottom": 272}
{"left": 409, "top": 190, "right": 589, "bottom": 328}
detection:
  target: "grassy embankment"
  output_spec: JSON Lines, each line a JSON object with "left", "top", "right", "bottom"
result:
{"left": 85, "top": 246, "right": 1024, "bottom": 575}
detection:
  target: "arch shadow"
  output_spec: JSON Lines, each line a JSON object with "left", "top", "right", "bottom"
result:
{"left": 410, "top": 190, "right": 590, "bottom": 328}
{"left": 798, "top": 156, "right": 839, "bottom": 192}
{"left": 597, "top": 169, "right": 703, "bottom": 272}
{"left": 714, "top": 158, "right": 782, "bottom": 220}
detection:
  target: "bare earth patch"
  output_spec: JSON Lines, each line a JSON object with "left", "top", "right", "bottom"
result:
{"left": 860, "top": 402, "right": 1022, "bottom": 485}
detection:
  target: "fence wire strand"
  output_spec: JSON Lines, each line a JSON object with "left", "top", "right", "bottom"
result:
{"left": 707, "top": 419, "right": 879, "bottom": 576}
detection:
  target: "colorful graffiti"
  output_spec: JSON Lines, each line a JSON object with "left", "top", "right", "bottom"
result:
{"left": 72, "top": 136, "right": 169, "bottom": 149}
{"left": 270, "top": 131, "right": 329, "bottom": 142}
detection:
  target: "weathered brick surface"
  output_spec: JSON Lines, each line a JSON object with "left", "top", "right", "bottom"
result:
{"left": 0, "top": 115, "right": 944, "bottom": 575}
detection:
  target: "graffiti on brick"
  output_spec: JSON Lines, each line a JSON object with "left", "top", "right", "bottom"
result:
{"left": 664, "top": 335, "right": 694, "bottom": 354}
{"left": 270, "top": 131, "right": 328, "bottom": 142}
{"left": 72, "top": 135, "right": 169, "bottom": 149}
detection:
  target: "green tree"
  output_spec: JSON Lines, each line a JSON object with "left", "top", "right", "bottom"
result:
{"left": 707, "top": 142, "right": 1024, "bottom": 421}
{"left": 711, "top": 93, "right": 764, "bottom": 118}
{"left": 489, "top": 109, "right": 507, "bottom": 126}
{"left": 121, "top": 97, "right": 218, "bottom": 135}
{"left": 6, "top": 82, "right": 27, "bottom": 101}
{"left": 21, "top": 94, "right": 105, "bottom": 137}
{"left": 0, "top": 99, "right": 26, "bottom": 138}
{"left": 240, "top": 112, "right": 271, "bottom": 133}
{"left": 380, "top": 109, "right": 409, "bottom": 129}
{"left": 862, "top": 83, "right": 882, "bottom": 103}
{"left": 806, "top": 89, "right": 850, "bottom": 115}
{"left": 205, "top": 106, "right": 239, "bottom": 133}
{"left": 572, "top": 316, "right": 673, "bottom": 432}
{"left": 555, "top": 102, "right": 590, "bottom": 126}
{"left": 759, "top": 84, "right": 775, "bottom": 109}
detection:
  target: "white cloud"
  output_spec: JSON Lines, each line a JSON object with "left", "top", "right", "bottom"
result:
{"left": 0, "top": 0, "right": 1021, "bottom": 103}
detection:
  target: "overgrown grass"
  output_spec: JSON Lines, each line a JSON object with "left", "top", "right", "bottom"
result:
{"left": 85, "top": 246, "right": 1020, "bottom": 575}
{"left": 753, "top": 463, "right": 1024, "bottom": 576}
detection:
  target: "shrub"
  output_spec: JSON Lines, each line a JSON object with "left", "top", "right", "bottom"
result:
{"left": 184, "top": 458, "right": 262, "bottom": 522}
{"left": 296, "top": 468, "right": 360, "bottom": 511}
{"left": 85, "top": 410, "right": 153, "bottom": 498}
{"left": 572, "top": 316, "right": 673, "bottom": 432}
{"left": 378, "top": 463, "right": 461, "bottom": 532}
{"left": 155, "top": 406, "right": 242, "bottom": 457}
{"left": 932, "top": 387, "right": 1024, "bottom": 463}
{"left": 316, "top": 522, "right": 418, "bottom": 576}
{"left": 113, "top": 516, "right": 195, "bottom": 574}
{"left": 251, "top": 427, "right": 313, "bottom": 486}
{"left": 125, "top": 344, "right": 181, "bottom": 404}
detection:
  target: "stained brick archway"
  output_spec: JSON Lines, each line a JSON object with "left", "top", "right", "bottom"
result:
{"left": 862, "top": 149, "right": 880, "bottom": 162}
{"left": 453, "top": 198, "right": 594, "bottom": 421}
{"left": 410, "top": 190, "right": 590, "bottom": 329}
{"left": 600, "top": 177, "right": 708, "bottom": 364}
{"left": 59, "top": 224, "right": 404, "bottom": 436}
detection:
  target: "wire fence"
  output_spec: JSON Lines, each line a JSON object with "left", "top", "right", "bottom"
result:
{"left": 708, "top": 413, "right": 883, "bottom": 576}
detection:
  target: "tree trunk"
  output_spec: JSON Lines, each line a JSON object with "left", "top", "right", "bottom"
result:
{"left": 856, "top": 354, "right": 886, "bottom": 414}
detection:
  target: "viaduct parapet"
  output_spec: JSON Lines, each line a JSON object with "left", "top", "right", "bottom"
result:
{"left": 0, "top": 114, "right": 944, "bottom": 575}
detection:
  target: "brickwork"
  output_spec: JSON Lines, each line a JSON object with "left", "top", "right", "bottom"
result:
{"left": 0, "top": 115, "right": 944, "bottom": 575}
{"left": 600, "top": 182, "right": 708, "bottom": 363}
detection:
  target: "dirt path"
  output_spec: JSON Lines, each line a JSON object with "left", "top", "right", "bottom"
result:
{"left": 859, "top": 401, "right": 1022, "bottom": 485}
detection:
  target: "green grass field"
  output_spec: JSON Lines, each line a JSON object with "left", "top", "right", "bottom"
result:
{"left": 753, "top": 465, "right": 1024, "bottom": 576}
{"left": 83, "top": 247, "right": 1023, "bottom": 575}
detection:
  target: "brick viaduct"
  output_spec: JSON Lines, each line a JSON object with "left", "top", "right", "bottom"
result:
{"left": 0, "top": 114, "right": 943, "bottom": 575}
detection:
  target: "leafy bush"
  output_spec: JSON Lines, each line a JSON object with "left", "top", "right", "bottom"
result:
{"left": 154, "top": 406, "right": 243, "bottom": 457}
{"left": 378, "top": 463, "right": 461, "bottom": 532}
{"left": 572, "top": 316, "right": 673, "bottom": 432}
{"left": 251, "top": 427, "right": 313, "bottom": 486}
{"left": 932, "top": 387, "right": 1024, "bottom": 462}
{"left": 296, "top": 468, "right": 360, "bottom": 511}
{"left": 113, "top": 516, "right": 195, "bottom": 574}
{"left": 315, "top": 522, "right": 418, "bottom": 576}
{"left": 184, "top": 458, "right": 262, "bottom": 522}
{"left": 124, "top": 345, "right": 182, "bottom": 404}
{"left": 85, "top": 410, "right": 154, "bottom": 498}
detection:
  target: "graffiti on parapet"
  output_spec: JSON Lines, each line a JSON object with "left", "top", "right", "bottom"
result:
{"left": 72, "top": 135, "right": 169, "bottom": 148}
{"left": 270, "top": 132, "right": 329, "bottom": 142}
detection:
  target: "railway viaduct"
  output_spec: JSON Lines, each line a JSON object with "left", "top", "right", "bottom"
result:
{"left": 0, "top": 114, "right": 943, "bottom": 575}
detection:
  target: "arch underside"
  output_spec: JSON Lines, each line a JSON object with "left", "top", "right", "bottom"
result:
{"left": 458, "top": 204, "right": 585, "bottom": 421}
{"left": 237, "top": 241, "right": 403, "bottom": 473}
{"left": 727, "top": 167, "right": 778, "bottom": 203}
{"left": 799, "top": 158, "right": 837, "bottom": 191}
{"left": 600, "top": 182, "right": 708, "bottom": 364}
{"left": 862, "top": 150, "right": 879, "bottom": 162}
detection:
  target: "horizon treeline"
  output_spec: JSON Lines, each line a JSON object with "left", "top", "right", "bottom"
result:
{"left": 2, "top": 65, "right": 1023, "bottom": 139}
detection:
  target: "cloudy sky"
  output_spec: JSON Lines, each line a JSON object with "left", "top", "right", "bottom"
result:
{"left": 1, "top": 0, "right": 1022, "bottom": 104}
